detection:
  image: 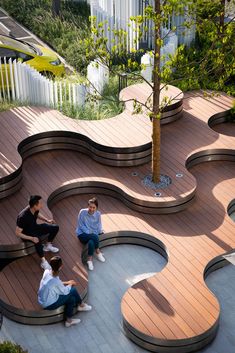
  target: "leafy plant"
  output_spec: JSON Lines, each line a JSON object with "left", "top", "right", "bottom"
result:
{"left": 61, "top": 94, "right": 124, "bottom": 121}
{"left": 0, "top": 101, "right": 22, "bottom": 112}
{"left": 0, "top": 341, "right": 28, "bottom": 353}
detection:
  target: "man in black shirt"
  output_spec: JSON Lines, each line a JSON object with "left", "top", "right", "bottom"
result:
{"left": 16, "top": 195, "right": 59, "bottom": 270}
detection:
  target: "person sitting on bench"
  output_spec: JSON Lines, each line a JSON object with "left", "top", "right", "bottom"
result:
{"left": 38, "top": 256, "right": 92, "bottom": 327}
{"left": 16, "top": 195, "right": 59, "bottom": 270}
{"left": 76, "top": 197, "right": 105, "bottom": 271}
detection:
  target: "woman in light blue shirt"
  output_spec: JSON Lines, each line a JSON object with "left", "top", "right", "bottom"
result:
{"left": 38, "top": 256, "right": 92, "bottom": 327}
{"left": 76, "top": 197, "right": 105, "bottom": 271}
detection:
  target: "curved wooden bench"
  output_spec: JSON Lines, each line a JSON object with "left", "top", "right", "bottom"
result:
{"left": 120, "top": 83, "right": 184, "bottom": 125}
{"left": 0, "top": 85, "right": 233, "bottom": 215}
{"left": 0, "top": 83, "right": 183, "bottom": 200}
{"left": 0, "top": 231, "right": 167, "bottom": 325}
{"left": 0, "top": 183, "right": 233, "bottom": 352}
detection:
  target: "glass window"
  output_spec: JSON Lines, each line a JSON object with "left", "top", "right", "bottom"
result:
{"left": 0, "top": 35, "right": 36, "bottom": 54}
{"left": 0, "top": 48, "right": 18, "bottom": 63}
{"left": 17, "top": 51, "right": 33, "bottom": 62}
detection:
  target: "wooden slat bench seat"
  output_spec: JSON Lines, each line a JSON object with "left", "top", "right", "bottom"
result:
{"left": 0, "top": 230, "right": 167, "bottom": 325}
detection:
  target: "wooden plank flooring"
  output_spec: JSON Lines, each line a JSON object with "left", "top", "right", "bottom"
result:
{"left": 0, "top": 155, "right": 234, "bottom": 342}
{"left": 0, "top": 86, "right": 233, "bottom": 211}
{"left": 0, "top": 83, "right": 234, "bottom": 351}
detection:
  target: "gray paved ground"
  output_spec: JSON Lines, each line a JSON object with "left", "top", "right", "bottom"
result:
{"left": 0, "top": 245, "right": 235, "bottom": 353}
{"left": 0, "top": 245, "right": 165, "bottom": 353}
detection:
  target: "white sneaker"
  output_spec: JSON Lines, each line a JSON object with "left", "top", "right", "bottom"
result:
{"left": 41, "top": 259, "right": 51, "bottom": 270}
{"left": 96, "top": 252, "right": 105, "bottom": 262}
{"left": 87, "top": 260, "right": 94, "bottom": 271}
{"left": 43, "top": 243, "right": 59, "bottom": 253}
{"left": 65, "top": 318, "right": 81, "bottom": 327}
{"left": 78, "top": 303, "right": 92, "bottom": 312}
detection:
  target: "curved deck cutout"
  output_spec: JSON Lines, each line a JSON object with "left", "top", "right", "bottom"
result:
{"left": 48, "top": 180, "right": 196, "bottom": 214}
{"left": 227, "top": 199, "right": 235, "bottom": 218}
{"left": 186, "top": 148, "right": 235, "bottom": 169}
{"left": 0, "top": 231, "right": 168, "bottom": 325}
{"left": 208, "top": 109, "right": 232, "bottom": 128}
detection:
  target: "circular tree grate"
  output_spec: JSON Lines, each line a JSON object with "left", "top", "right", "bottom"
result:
{"left": 142, "top": 174, "right": 172, "bottom": 190}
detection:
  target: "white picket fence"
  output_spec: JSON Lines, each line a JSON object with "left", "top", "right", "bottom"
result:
{"left": 0, "top": 58, "right": 110, "bottom": 108}
{"left": 141, "top": 31, "right": 178, "bottom": 82}
{"left": 87, "top": 59, "right": 109, "bottom": 95}
{"left": 0, "top": 58, "right": 87, "bottom": 108}
{"left": 90, "top": 0, "right": 195, "bottom": 51}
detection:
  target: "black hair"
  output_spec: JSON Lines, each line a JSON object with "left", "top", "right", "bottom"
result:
{"left": 50, "top": 256, "right": 62, "bottom": 272}
{"left": 29, "top": 195, "right": 42, "bottom": 208}
{"left": 88, "top": 197, "right": 98, "bottom": 208}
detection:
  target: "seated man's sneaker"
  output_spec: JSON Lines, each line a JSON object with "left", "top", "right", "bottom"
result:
{"left": 96, "top": 252, "right": 105, "bottom": 262}
{"left": 43, "top": 243, "right": 59, "bottom": 253}
{"left": 78, "top": 303, "right": 92, "bottom": 312}
{"left": 41, "top": 259, "right": 51, "bottom": 270}
{"left": 65, "top": 318, "right": 81, "bottom": 327}
{"left": 87, "top": 260, "right": 94, "bottom": 271}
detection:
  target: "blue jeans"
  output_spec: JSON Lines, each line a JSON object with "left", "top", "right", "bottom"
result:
{"left": 45, "top": 287, "right": 82, "bottom": 319}
{"left": 78, "top": 233, "right": 99, "bottom": 256}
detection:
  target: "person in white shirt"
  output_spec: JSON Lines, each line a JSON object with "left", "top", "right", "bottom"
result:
{"left": 38, "top": 256, "right": 92, "bottom": 327}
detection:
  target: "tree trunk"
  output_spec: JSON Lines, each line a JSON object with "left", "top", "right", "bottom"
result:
{"left": 219, "top": 0, "right": 226, "bottom": 33}
{"left": 152, "top": 0, "right": 161, "bottom": 183}
{"left": 52, "top": 0, "right": 61, "bottom": 17}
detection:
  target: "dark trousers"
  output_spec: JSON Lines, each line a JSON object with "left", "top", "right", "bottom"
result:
{"left": 45, "top": 287, "right": 82, "bottom": 319}
{"left": 78, "top": 233, "right": 99, "bottom": 256}
{"left": 31, "top": 223, "right": 59, "bottom": 258}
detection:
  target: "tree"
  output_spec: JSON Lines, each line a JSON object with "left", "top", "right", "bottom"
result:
{"left": 151, "top": 0, "right": 161, "bottom": 182}
{"left": 84, "top": 0, "right": 235, "bottom": 183}
{"left": 52, "top": 0, "right": 61, "bottom": 17}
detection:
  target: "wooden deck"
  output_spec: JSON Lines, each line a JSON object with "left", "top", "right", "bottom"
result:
{"left": 0, "top": 83, "right": 234, "bottom": 352}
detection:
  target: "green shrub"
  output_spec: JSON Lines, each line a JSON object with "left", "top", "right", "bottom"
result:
{"left": 0, "top": 0, "right": 49, "bottom": 27}
{"left": 0, "top": 101, "right": 21, "bottom": 112}
{"left": 0, "top": 341, "right": 28, "bottom": 353}
{"left": 61, "top": 95, "right": 124, "bottom": 121}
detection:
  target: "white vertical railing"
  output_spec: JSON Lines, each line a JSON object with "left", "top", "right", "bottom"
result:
{"left": 141, "top": 31, "right": 178, "bottom": 82}
{"left": 90, "top": 0, "right": 195, "bottom": 51}
{"left": 87, "top": 59, "right": 109, "bottom": 95}
{"left": 0, "top": 59, "right": 89, "bottom": 109}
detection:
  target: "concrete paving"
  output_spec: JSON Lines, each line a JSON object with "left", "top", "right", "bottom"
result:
{"left": 0, "top": 245, "right": 235, "bottom": 353}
